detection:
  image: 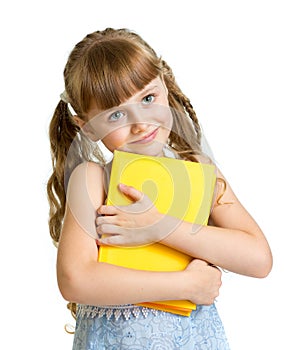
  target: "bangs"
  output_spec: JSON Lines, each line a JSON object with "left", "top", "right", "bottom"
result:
{"left": 78, "top": 40, "right": 161, "bottom": 113}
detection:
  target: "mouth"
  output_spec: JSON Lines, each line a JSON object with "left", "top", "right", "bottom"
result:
{"left": 129, "top": 128, "right": 159, "bottom": 144}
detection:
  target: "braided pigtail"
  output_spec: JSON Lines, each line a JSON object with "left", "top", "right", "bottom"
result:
{"left": 161, "top": 58, "right": 227, "bottom": 203}
{"left": 161, "top": 59, "right": 202, "bottom": 161}
{"left": 47, "top": 100, "right": 80, "bottom": 244}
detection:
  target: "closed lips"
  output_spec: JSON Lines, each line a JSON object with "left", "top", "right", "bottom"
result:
{"left": 130, "top": 128, "right": 159, "bottom": 144}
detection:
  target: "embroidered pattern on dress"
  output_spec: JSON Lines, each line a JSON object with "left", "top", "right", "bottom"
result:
{"left": 73, "top": 304, "right": 231, "bottom": 349}
{"left": 77, "top": 304, "right": 159, "bottom": 321}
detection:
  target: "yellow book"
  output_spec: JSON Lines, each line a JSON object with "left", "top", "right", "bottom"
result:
{"left": 98, "top": 150, "right": 216, "bottom": 316}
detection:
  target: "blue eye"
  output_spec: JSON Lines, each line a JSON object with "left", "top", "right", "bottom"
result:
{"left": 108, "top": 110, "right": 125, "bottom": 122}
{"left": 142, "top": 94, "right": 155, "bottom": 105}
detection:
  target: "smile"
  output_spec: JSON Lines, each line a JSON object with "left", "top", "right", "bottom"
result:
{"left": 130, "top": 128, "right": 159, "bottom": 144}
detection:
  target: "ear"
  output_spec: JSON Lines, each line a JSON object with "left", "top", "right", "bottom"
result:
{"left": 73, "top": 116, "right": 86, "bottom": 129}
{"left": 73, "top": 115, "right": 100, "bottom": 141}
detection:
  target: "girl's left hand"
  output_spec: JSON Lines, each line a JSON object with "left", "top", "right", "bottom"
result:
{"left": 96, "top": 183, "right": 178, "bottom": 247}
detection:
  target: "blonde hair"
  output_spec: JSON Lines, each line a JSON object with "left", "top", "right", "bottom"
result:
{"left": 47, "top": 28, "right": 202, "bottom": 244}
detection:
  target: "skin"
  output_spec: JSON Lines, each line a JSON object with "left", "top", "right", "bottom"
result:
{"left": 57, "top": 77, "right": 272, "bottom": 307}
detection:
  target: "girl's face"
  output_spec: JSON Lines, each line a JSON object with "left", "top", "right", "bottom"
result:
{"left": 84, "top": 77, "right": 172, "bottom": 157}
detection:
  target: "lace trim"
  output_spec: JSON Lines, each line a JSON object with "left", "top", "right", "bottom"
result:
{"left": 77, "top": 304, "right": 160, "bottom": 321}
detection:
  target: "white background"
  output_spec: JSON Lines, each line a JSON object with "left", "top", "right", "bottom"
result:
{"left": 1, "top": 0, "right": 283, "bottom": 349}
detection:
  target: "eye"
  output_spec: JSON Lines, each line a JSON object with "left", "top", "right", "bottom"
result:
{"left": 142, "top": 94, "right": 155, "bottom": 105}
{"left": 108, "top": 110, "right": 126, "bottom": 122}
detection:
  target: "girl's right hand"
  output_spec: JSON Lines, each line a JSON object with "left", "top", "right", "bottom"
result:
{"left": 183, "top": 259, "right": 222, "bottom": 305}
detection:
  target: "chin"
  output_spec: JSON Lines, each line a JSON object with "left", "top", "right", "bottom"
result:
{"left": 119, "top": 141, "right": 166, "bottom": 157}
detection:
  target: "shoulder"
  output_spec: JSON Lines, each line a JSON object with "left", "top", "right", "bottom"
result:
{"left": 68, "top": 161, "right": 105, "bottom": 191}
{"left": 209, "top": 165, "right": 246, "bottom": 226}
{"left": 70, "top": 161, "right": 104, "bottom": 181}
{"left": 67, "top": 161, "right": 106, "bottom": 208}
{"left": 209, "top": 165, "right": 235, "bottom": 206}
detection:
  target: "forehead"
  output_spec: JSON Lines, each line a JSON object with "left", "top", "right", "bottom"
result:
{"left": 76, "top": 40, "right": 161, "bottom": 114}
{"left": 86, "top": 77, "right": 164, "bottom": 118}
{"left": 120, "top": 77, "right": 165, "bottom": 105}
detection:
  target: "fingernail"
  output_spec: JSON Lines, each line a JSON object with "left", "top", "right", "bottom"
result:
{"left": 118, "top": 183, "right": 127, "bottom": 190}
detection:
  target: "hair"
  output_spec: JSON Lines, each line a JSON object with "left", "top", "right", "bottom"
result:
{"left": 47, "top": 27, "right": 204, "bottom": 244}
{"left": 47, "top": 28, "right": 226, "bottom": 325}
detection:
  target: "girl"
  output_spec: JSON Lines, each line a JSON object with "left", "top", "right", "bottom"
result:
{"left": 47, "top": 28, "right": 272, "bottom": 349}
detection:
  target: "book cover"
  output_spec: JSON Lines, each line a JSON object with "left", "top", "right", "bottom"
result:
{"left": 98, "top": 150, "right": 216, "bottom": 316}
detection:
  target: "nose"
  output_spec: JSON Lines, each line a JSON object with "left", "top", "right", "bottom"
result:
{"left": 131, "top": 122, "right": 149, "bottom": 134}
{"left": 127, "top": 105, "right": 149, "bottom": 134}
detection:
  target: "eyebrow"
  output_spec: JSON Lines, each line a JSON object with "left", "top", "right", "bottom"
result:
{"left": 138, "top": 85, "right": 159, "bottom": 97}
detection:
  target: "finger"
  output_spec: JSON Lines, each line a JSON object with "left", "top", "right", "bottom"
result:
{"left": 96, "top": 223, "right": 122, "bottom": 235}
{"left": 97, "top": 205, "right": 118, "bottom": 215}
{"left": 118, "top": 183, "right": 144, "bottom": 202}
{"left": 98, "top": 234, "right": 128, "bottom": 247}
{"left": 96, "top": 215, "right": 118, "bottom": 226}
{"left": 190, "top": 259, "right": 208, "bottom": 266}
{"left": 95, "top": 239, "right": 106, "bottom": 246}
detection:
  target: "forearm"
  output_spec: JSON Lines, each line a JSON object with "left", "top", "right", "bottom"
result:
{"left": 161, "top": 219, "right": 272, "bottom": 278}
{"left": 58, "top": 261, "right": 185, "bottom": 306}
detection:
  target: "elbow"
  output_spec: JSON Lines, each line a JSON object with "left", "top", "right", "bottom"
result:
{"left": 57, "top": 260, "right": 101, "bottom": 304}
{"left": 251, "top": 248, "right": 273, "bottom": 279}
{"left": 57, "top": 271, "right": 76, "bottom": 302}
{"left": 257, "top": 258, "right": 273, "bottom": 279}
{"left": 57, "top": 267, "right": 84, "bottom": 303}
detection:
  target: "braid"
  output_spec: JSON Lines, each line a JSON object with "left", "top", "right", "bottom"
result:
{"left": 175, "top": 91, "right": 202, "bottom": 144}
{"left": 47, "top": 27, "right": 214, "bottom": 327}
{"left": 160, "top": 59, "right": 202, "bottom": 160}
{"left": 47, "top": 100, "right": 80, "bottom": 243}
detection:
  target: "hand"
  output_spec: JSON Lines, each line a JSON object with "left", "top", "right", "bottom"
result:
{"left": 96, "top": 183, "right": 179, "bottom": 247}
{"left": 183, "top": 259, "right": 222, "bottom": 305}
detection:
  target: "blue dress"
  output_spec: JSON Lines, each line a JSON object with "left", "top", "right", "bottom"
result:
{"left": 72, "top": 303, "right": 230, "bottom": 349}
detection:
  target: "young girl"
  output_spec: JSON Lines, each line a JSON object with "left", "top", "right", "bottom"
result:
{"left": 47, "top": 28, "right": 272, "bottom": 349}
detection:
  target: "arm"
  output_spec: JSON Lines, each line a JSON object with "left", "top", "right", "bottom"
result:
{"left": 57, "top": 162, "right": 221, "bottom": 306}
{"left": 96, "top": 168, "right": 272, "bottom": 278}
{"left": 161, "top": 168, "right": 272, "bottom": 278}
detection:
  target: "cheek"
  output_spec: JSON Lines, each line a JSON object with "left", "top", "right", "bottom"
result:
{"left": 156, "top": 105, "right": 173, "bottom": 132}
{"left": 102, "top": 129, "right": 128, "bottom": 151}
{"left": 158, "top": 127, "right": 171, "bottom": 144}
